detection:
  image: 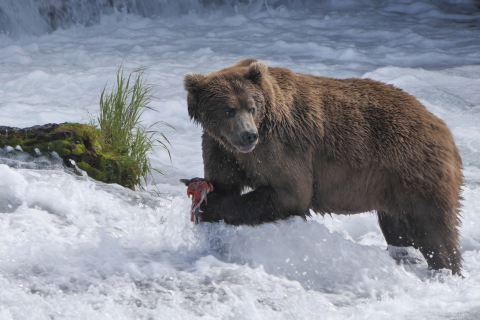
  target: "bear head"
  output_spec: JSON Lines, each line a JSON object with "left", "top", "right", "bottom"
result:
{"left": 184, "top": 59, "right": 269, "bottom": 153}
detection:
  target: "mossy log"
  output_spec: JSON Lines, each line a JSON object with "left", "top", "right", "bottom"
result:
{"left": 0, "top": 123, "right": 139, "bottom": 189}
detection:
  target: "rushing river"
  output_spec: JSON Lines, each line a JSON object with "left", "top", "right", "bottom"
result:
{"left": 1, "top": 1, "right": 480, "bottom": 319}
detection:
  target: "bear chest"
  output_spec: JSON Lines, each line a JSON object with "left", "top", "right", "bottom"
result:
{"left": 235, "top": 150, "right": 299, "bottom": 188}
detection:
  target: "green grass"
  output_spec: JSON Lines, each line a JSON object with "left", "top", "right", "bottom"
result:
{"left": 92, "top": 66, "right": 173, "bottom": 190}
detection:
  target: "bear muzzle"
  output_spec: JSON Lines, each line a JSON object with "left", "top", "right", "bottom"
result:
{"left": 242, "top": 130, "right": 258, "bottom": 144}
{"left": 234, "top": 130, "right": 258, "bottom": 153}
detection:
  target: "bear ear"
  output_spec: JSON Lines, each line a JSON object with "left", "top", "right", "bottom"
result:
{"left": 231, "top": 58, "right": 258, "bottom": 68}
{"left": 184, "top": 72, "right": 205, "bottom": 93}
{"left": 245, "top": 61, "right": 268, "bottom": 83}
{"left": 184, "top": 73, "right": 205, "bottom": 123}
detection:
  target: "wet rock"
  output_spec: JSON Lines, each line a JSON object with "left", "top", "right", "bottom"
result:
{"left": 0, "top": 123, "right": 138, "bottom": 189}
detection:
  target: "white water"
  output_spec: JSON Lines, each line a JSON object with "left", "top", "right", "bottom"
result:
{"left": 1, "top": 1, "right": 480, "bottom": 319}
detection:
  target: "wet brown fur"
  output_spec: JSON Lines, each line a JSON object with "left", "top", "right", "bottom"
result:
{"left": 184, "top": 58, "right": 463, "bottom": 275}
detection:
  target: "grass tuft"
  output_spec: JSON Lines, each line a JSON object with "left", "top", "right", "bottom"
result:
{"left": 92, "top": 66, "right": 173, "bottom": 190}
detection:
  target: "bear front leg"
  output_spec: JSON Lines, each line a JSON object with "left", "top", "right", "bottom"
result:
{"left": 201, "top": 133, "right": 247, "bottom": 196}
{"left": 199, "top": 186, "right": 305, "bottom": 225}
{"left": 199, "top": 133, "right": 311, "bottom": 225}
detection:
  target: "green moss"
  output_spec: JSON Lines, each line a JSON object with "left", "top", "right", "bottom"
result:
{"left": 71, "top": 144, "right": 86, "bottom": 156}
{"left": 76, "top": 161, "right": 105, "bottom": 182}
{"left": 95, "top": 154, "right": 136, "bottom": 189}
{"left": 56, "top": 123, "right": 100, "bottom": 146}
{"left": 53, "top": 140, "right": 72, "bottom": 157}
{"left": 0, "top": 123, "right": 113, "bottom": 180}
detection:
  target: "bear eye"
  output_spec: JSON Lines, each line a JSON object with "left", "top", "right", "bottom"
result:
{"left": 225, "top": 109, "right": 235, "bottom": 117}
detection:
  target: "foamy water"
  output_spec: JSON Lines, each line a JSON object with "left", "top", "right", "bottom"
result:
{"left": 1, "top": 1, "right": 480, "bottom": 319}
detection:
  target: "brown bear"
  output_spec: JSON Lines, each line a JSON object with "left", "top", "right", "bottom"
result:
{"left": 184, "top": 58, "right": 463, "bottom": 275}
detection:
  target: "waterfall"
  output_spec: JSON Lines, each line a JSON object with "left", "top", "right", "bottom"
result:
{"left": 0, "top": 0, "right": 477, "bottom": 38}
{"left": 0, "top": 0, "right": 292, "bottom": 37}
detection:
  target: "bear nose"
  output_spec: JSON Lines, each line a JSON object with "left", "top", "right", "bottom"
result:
{"left": 242, "top": 130, "right": 258, "bottom": 145}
